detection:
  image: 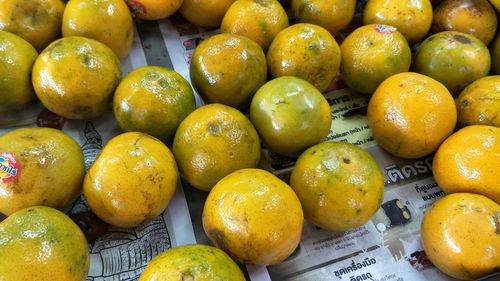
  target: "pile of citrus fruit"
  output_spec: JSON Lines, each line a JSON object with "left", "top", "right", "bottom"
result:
{"left": 0, "top": 0, "right": 499, "bottom": 280}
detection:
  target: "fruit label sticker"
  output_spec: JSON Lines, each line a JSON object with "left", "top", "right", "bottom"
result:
{"left": 375, "top": 24, "right": 397, "bottom": 34}
{"left": 0, "top": 152, "right": 20, "bottom": 183}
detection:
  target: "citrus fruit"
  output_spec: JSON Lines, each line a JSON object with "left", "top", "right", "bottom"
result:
{"left": 62, "top": 0, "right": 135, "bottom": 58}
{"left": 0, "top": 127, "right": 85, "bottom": 216}
{"left": 114, "top": 66, "right": 196, "bottom": 144}
{"left": 139, "top": 244, "right": 246, "bottom": 281}
{"left": 490, "top": 0, "right": 500, "bottom": 12}
{"left": 267, "top": 23, "right": 341, "bottom": 93}
{"left": 32, "top": 36, "right": 122, "bottom": 120}
{"left": 202, "top": 168, "right": 304, "bottom": 265}
{"left": 83, "top": 132, "right": 179, "bottom": 228}
{"left": 0, "top": 206, "right": 90, "bottom": 281}
{"left": 126, "top": 0, "right": 183, "bottom": 20}
{"left": 421, "top": 193, "right": 500, "bottom": 280}
{"left": 362, "top": 0, "right": 433, "bottom": 44}
{"left": 432, "top": 0, "right": 497, "bottom": 45}
{"left": 189, "top": 33, "right": 267, "bottom": 109}
{"left": 250, "top": 76, "right": 332, "bottom": 157}
{"left": 456, "top": 75, "right": 500, "bottom": 127}
{"left": 220, "top": 0, "right": 289, "bottom": 51}
{"left": 367, "top": 72, "right": 457, "bottom": 159}
{"left": 180, "top": 0, "right": 236, "bottom": 28}
{"left": 0, "top": 0, "right": 65, "bottom": 51}
{"left": 172, "top": 103, "right": 261, "bottom": 192}
{"left": 414, "top": 31, "right": 491, "bottom": 96}
{"left": 340, "top": 24, "right": 411, "bottom": 95}
{"left": 290, "top": 141, "right": 384, "bottom": 231}
{"left": 432, "top": 125, "right": 500, "bottom": 204}
{"left": 492, "top": 32, "right": 500, "bottom": 74}
{"left": 290, "top": 0, "right": 356, "bottom": 36}
{"left": 0, "top": 30, "right": 38, "bottom": 113}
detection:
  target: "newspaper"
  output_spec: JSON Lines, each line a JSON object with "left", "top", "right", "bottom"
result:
{"left": 0, "top": 13, "right": 472, "bottom": 281}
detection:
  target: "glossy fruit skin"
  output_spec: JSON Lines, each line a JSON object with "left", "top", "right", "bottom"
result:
{"left": 62, "top": 0, "right": 135, "bottom": 58}
{"left": 172, "top": 104, "right": 261, "bottom": 192}
{"left": 0, "top": 30, "right": 38, "bottom": 113}
{"left": 180, "top": 0, "right": 236, "bottom": 28}
{"left": 413, "top": 31, "right": 491, "bottom": 96}
{"left": 114, "top": 66, "right": 196, "bottom": 144}
{"left": 0, "top": 0, "right": 65, "bottom": 51}
{"left": 432, "top": 0, "right": 497, "bottom": 45}
{"left": 220, "top": 0, "right": 289, "bottom": 51}
{"left": 190, "top": 33, "right": 267, "bottom": 109}
{"left": 83, "top": 132, "right": 179, "bottom": 228}
{"left": 202, "top": 168, "right": 304, "bottom": 265}
{"left": 340, "top": 24, "right": 411, "bottom": 95}
{"left": 125, "top": 0, "right": 183, "bottom": 20}
{"left": 0, "top": 127, "right": 85, "bottom": 216}
{"left": 291, "top": 0, "right": 356, "bottom": 36}
{"left": 456, "top": 75, "right": 500, "bottom": 127}
{"left": 250, "top": 76, "right": 332, "bottom": 157}
{"left": 290, "top": 141, "right": 384, "bottom": 231}
{"left": 267, "top": 23, "right": 341, "bottom": 93}
{"left": 32, "top": 36, "right": 122, "bottom": 120}
{"left": 362, "top": 0, "right": 433, "bottom": 44}
{"left": 432, "top": 125, "right": 500, "bottom": 204}
{"left": 139, "top": 244, "right": 246, "bottom": 281}
{"left": 421, "top": 193, "right": 500, "bottom": 280}
{"left": 367, "top": 72, "right": 457, "bottom": 159}
{"left": 0, "top": 206, "right": 90, "bottom": 281}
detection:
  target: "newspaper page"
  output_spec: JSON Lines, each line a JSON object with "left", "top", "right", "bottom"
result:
{"left": 0, "top": 12, "right": 492, "bottom": 281}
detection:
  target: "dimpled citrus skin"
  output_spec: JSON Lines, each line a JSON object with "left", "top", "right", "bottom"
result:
{"left": 32, "top": 36, "right": 121, "bottom": 120}
{"left": 203, "top": 168, "right": 304, "bottom": 265}
{"left": 267, "top": 23, "right": 341, "bottom": 93}
{"left": 0, "top": 30, "right": 38, "bottom": 113}
{"left": 421, "top": 193, "right": 500, "bottom": 280}
{"left": 62, "top": 0, "right": 135, "bottom": 58}
{"left": 84, "top": 132, "right": 179, "bottom": 228}
{"left": 0, "top": 127, "right": 85, "bottom": 216}
{"left": 0, "top": 206, "right": 90, "bottom": 281}
{"left": 172, "top": 103, "right": 261, "bottom": 192}
{"left": 432, "top": 125, "right": 500, "bottom": 204}
{"left": 367, "top": 72, "right": 457, "bottom": 159}
{"left": 139, "top": 244, "right": 246, "bottom": 281}
{"left": 290, "top": 141, "right": 384, "bottom": 231}
{"left": 456, "top": 75, "right": 500, "bottom": 127}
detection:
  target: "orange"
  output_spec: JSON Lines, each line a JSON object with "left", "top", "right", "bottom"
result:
{"left": 0, "top": 30, "right": 38, "bottom": 113}
{"left": 0, "top": 127, "right": 85, "bottom": 216}
{"left": 490, "top": 0, "right": 500, "bottom": 12}
{"left": 220, "top": 0, "right": 289, "bottom": 51}
{"left": 291, "top": 0, "right": 356, "bottom": 36}
{"left": 456, "top": 75, "right": 500, "bottom": 127}
{"left": 202, "top": 168, "right": 303, "bottom": 265}
{"left": 367, "top": 72, "right": 457, "bottom": 159}
{"left": 432, "top": 0, "right": 497, "bottom": 45}
{"left": 62, "top": 0, "right": 135, "bottom": 58}
{"left": 362, "top": 0, "right": 433, "bottom": 44}
{"left": 84, "top": 132, "right": 179, "bottom": 228}
{"left": 190, "top": 33, "right": 267, "bottom": 109}
{"left": 414, "top": 31, "right": 491, "bottom": 96}
{"left": 432, "top": 125, "right": 500, "bottom": 204}
{"left": 0, "top": 0, "right": 65, "bottom": 51}
{"left": 172, "top": 103, "right": 261, "bottom": 192}
{"left": 250, "top": 76, "right": 332, "bottom": 157}
{"left": 114, "top": 66, "right": 196, "bottom": 144}
{"left": 421, "top": 193, "right": 500, "bottom": 280}
{"left": 180, "top": 0, "right": 236, "bottom": 28}
{"left": 32, "top": 36, "right": 122, "bottom": 120}
{"left": 290, "top": 141, "right": 384, "bottom": 231}
{"left": 139, "top": 244, "right": 246, "bottom": 281}
{"left": 340, "top": 24, "right": 411, "bottom": 95}
{"left": 267, "top": 23, "right": 341, "bottom": 93}
{"left": 126, "top": 0, "right": 183, "bottom": 20}
{"left": 0, "top": 206, "right": 90, "bottom": 281}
